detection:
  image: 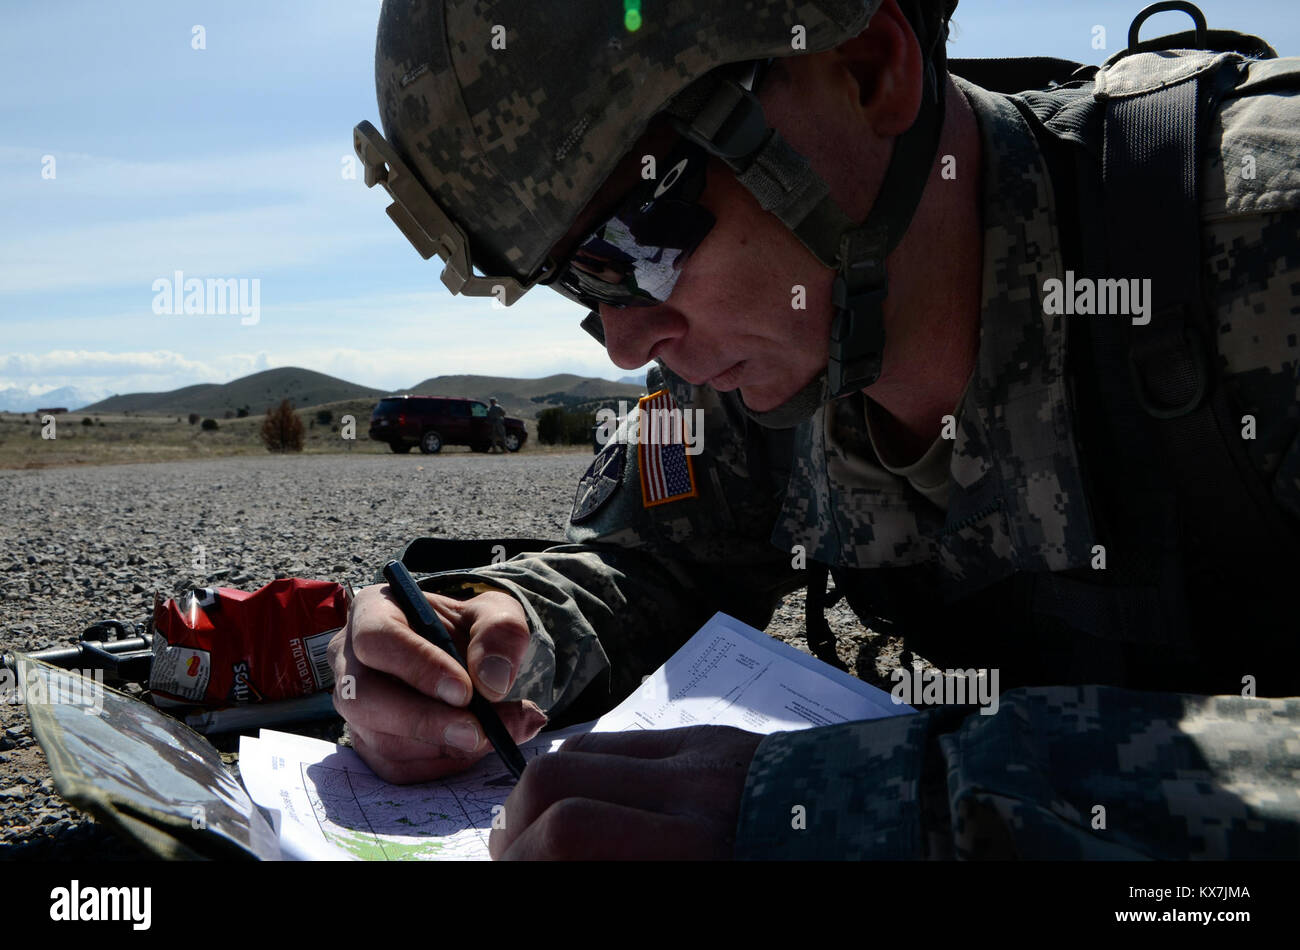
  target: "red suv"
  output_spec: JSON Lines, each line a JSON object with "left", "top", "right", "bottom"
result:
{"left": 369, "top": 396, "right": 528, "bottom": 454}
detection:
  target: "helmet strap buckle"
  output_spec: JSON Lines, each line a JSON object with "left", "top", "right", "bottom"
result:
{"left": 827, "top": 224, "right": 889, "bottom": 396}
{"left": 828, "top": 277, "right": 888, "bottom": 396}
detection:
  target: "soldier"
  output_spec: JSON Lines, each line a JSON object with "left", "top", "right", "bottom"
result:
{"left": 333, "top": 0, "right": 1300, "bottom": 858}
{"left": 487, "top": 397, "right": 507, "bottom": 453}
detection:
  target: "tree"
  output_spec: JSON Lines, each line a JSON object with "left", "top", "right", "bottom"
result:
{"left": 537, "top": 407, "right": 597, "bottom": 445}
{"left": 188, "top": 413, "right": 200, "bottom": 425}
{"left": 201, "top": 418, "right": 219, "bottom": 431}
{"left": 260, "top": 399, "right": 304, "bottom": 452}
{"left": 537, "top": 407, "right": 565, "bottom": 445}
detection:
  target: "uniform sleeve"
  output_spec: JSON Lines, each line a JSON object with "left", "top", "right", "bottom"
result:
{"left": 735, "top": 685, "right": 1300, "bottom": 859}
{"left": 413, "top": 366, "right": 805, "bottom": 724}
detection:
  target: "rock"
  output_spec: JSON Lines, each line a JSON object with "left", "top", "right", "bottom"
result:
{"left": 0, "top": 786, "right": 28, "bottom": 800}
{"left": 4, "top": 726, "right": 26, "bottom": 739}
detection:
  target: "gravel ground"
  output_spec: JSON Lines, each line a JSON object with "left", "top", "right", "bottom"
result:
{"left": 0, "top": 452, "right": 903, "bottom": 860}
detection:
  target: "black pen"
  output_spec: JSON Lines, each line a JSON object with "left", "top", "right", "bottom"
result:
{"left": 382, "top": 559, "right": 528, "bottom": 781}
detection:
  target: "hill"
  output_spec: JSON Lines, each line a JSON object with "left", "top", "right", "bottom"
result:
{"left": 402, "top": 373, "right": 646, "bottom": 419}
{"left": 73, "top": 369, "right": 646, "bottom": 421}
{"left": 81, "top": 368, "right": 386, "bottom": 417}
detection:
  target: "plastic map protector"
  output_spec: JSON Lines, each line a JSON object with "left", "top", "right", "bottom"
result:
{"left": 22, "top": 612, "right": 914, "bottom": 860}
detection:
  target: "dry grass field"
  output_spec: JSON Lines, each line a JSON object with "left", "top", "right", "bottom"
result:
{"left": 0, "top": 400, "right": 581, "bottom": 470}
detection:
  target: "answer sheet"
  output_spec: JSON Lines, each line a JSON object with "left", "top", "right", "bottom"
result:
{"left": 239, "top": 612, "right": 914, "bottom": 860}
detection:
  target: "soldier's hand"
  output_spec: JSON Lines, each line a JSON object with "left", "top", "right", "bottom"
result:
{"left": 488, "top": 726, "right": 763, "bottom": 859}
{"left": 328, "top": 583, "right": 547, "bottom": 783}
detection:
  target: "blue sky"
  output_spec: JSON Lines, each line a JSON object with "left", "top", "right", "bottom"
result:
{"left": 2, "top": 0, "right": 1296, "bottom": 405}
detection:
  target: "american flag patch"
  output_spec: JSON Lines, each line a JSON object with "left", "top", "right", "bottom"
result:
{"left": 637, "top": 389, "right": 698, "bottom": 508}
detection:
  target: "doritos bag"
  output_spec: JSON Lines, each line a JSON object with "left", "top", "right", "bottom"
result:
{"left": 149, "top": 578, "right": 349, "bottom": 709}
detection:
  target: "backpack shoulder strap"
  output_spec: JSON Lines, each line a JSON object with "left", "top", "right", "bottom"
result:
{"left": 1092, "top": 45, "right": 1300, "bottom": 563}
{"left": 989, "top": 8, "right": 1300, "bottom": 660}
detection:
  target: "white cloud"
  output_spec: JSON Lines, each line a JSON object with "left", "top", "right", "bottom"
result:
{"left": 0, "top": 349, "right": 212, "bottom": 377}
{"left": 0, "top": 349, "right": 274, "bottom": 394}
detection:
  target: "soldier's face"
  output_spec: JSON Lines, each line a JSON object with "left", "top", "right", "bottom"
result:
{"left": 551, "top": 103, "right": 843, "bottom": 413}
{"left": 594, "top": 147, "right": 837, "bottom": 412}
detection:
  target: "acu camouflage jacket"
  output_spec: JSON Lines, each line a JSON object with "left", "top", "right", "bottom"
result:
{"left": 415, "top": 56, "right": 1300, "bottom": 858}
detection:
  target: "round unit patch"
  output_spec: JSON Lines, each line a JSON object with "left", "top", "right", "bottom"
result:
{"left": 571, "top": 442, "right": 627, "bottom": 524}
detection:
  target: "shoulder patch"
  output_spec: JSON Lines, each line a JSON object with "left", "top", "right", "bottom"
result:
{"left": 570, "top": 441, "right": 627, "bottom": 524}
{"left": 637, "top": 389, "right": 698, "bottom": 507}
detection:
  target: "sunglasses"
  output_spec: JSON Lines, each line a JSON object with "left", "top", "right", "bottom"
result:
{"left": 550, "top": 137, "right": 715, "bottom": 311}
{"left": 548, "top": 59, "right": 773, "bottom": 313}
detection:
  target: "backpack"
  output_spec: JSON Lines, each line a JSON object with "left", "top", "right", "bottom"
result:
{"left": 812, "top": 2, "right": 1300, "bottom": 696}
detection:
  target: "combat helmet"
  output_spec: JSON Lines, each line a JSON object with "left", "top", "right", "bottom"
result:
{"left": 354, "top": 0, "right": 955, "bottom": 423}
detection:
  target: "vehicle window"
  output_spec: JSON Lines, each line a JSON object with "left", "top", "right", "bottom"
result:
{"left": 471, "top": 403, "right": 487, "bottom": 418}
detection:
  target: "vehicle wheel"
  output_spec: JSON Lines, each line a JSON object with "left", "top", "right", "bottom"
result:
{"left": 390, "top": 442, "right": 412, "bottom": 454}
{"left": 504, "top": 432, "right": 521, "bottom": 453}
{"left": 419, "top": 430, "right": 443, "bottom": 454}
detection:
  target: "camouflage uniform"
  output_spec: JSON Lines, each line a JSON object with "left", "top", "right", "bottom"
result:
{"left": 410, "top": 62, "right": 1300, "bottom": 857}
{"left": 488, "top": 402, "right": 507, "bottom": 451}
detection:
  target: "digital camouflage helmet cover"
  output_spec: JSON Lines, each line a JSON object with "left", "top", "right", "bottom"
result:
{"left": 354, "top": 0, "right": 953, "bottom": 419}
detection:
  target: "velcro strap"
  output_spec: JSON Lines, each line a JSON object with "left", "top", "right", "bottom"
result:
{"left": 735, "top": 130, "right": 835, "bottom": 235}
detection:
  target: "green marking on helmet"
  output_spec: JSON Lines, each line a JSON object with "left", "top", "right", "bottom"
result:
{"left": 624, "top": 9, "right": 643, "bottom": 32}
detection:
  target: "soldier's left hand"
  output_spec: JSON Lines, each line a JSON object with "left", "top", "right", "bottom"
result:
{"left": 488, "top": 725, "right": 763, "bottom": 859}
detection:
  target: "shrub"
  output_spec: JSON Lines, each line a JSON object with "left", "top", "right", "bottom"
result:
{"left": 201, "top": 418, "right": 219, "bottom": 431}
{"left": 315, "top": 409, "right": 332, "bottom": 425}
{"left": 81, "top": 416, "right": 94, "bottom": 426}
{"left": 537, "top": 407, "right": 597, "bottom": 445}
{"left": 236, "top": 406, "right": 250, "bottom": 418}
{"left": 188, "top": 413, "right": 200, "bottom": 425}
{"left": 224, "top": 409, "right": 235, "bottom": 419}
{"left": 536, "top": 407, "right": 564, "bottom": 445}
{"left": 260, "top": 399, "right": 304, "bottom": 452}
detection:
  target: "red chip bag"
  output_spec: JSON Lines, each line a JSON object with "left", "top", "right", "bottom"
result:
{"left": 149, "top": 578, "right": 349, "bottom": 709}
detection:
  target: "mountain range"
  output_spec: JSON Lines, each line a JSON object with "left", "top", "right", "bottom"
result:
{"left": 46, "top": 367, "right": 649, "bottom": 418}
{"left": 0, "top": 385, "right": 113, "bottom": 413}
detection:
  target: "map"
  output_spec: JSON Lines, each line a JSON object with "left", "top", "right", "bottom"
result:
{"left": 301, "top": 751, "right": 541, "bottom": 861}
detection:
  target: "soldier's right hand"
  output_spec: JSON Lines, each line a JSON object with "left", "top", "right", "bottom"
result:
{"left": 327, "top": 583, "right": 548, "bottom": 783}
